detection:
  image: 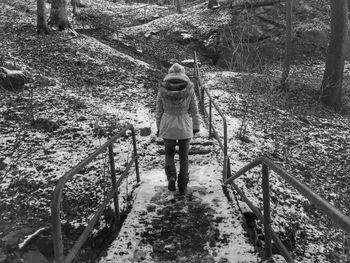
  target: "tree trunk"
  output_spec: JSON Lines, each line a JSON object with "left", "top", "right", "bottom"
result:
{"left": 176, "top": 0, "right": 182, "bottom": 13}
{"left": 49, "top": 0, "right": 71, "bottom": 30}
{"left": 71, "top": 0, "right": 76, "bottom": 14}
{"left": 280, "top": 0, "right": 293, "bottom": 89}
{"left": 208, "top": 0, "right": 218, "bottom": 9}
{"left": 320, "top": 0, "right": 348, "bottom": 110}
{"left": 37, "top": 0, "right": 50, "bottom": 34}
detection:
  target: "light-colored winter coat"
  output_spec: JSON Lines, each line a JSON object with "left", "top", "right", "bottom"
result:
{"left": 156, "top": 81, "right": 200, "bottom": 140}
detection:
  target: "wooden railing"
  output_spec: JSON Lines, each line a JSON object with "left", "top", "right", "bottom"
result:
{"left": 224, "top": 156, "right": 350, "bottom": 262}
{"left": 193, "top": 51, "right": 231, "bottom": 180}
{"left": 51, "top": 124, "right": 140, "bottom": 263}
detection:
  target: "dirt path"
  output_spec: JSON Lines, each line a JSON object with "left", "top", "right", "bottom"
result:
{"left": 99, "top": 165, "right": 258, "bottom": 263}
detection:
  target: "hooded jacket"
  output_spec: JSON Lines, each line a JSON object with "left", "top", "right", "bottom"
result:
{"left": 156, "top": 64, "right": 200, "bottom": 140}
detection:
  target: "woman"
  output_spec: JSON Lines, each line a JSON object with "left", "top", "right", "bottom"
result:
{"left": 156, "top": 63, "right": 200, "bottom": 194}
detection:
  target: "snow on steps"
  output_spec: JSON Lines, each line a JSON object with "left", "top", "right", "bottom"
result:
{"left": 99, "top": 165, "right": 258, "bottom": 263}
{"left": 154, "top": 137, "right": 214, "bottom": 155}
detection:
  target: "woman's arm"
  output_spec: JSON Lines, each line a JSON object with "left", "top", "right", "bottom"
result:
{"left": 189, "top": 90, "right": 200, "bottom": 131}
{"left": 155, "top": 91, "right": 164, "bottom": 130}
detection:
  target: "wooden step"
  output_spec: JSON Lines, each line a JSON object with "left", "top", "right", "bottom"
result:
{"left": 157, "top": 145, "right": 212, "bottom": 155}
{"left": 153, "top": 137, "right": 214, "bottom": 147}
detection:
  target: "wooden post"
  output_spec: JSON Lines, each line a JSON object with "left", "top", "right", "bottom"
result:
{"left": 209, "top": 100, "right": 212, "bottom": 138}
{"left": 52, "top": 186, "right": 65, "bottom": 263}
{"left": 131, "top": 127, "right": 140, "bottom": 183}
{"left": 262, "top": 163, "right": 272, "bottom": 259}
{"left": 72, "top": 0, "right": 77, "bottom": 15}
{"left": 280, "top": 0, "right": 293, "bottom": 88}
{"left": 108, "top": 145, "right": 121, "bottom": 230}
{"left": 223, "top": 156, "right": 228, "bottom": 181}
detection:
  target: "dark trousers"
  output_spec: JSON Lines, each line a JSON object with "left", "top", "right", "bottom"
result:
{"left": 163, "top": 138, "right": 190, "bottom": 179}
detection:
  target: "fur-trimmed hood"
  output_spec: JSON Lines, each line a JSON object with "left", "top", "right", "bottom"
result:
{"left": 159, "top": 81, "right": 194, "bottom": 101}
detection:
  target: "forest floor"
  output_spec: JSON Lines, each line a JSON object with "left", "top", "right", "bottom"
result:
{"left": 1, "top": 0, "right": 350, "bottom": 262}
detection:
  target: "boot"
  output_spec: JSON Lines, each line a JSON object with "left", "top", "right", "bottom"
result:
{"left": 165, "top": 165, "right": 177, "bottom": 191}
{"left": 177, "top": 173, "right": 189, "bottom": 195}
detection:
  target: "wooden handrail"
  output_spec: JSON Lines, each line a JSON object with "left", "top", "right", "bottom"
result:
{"left": 193, "top": 51, "right": 230, "bottom": 180}
{"left": 51, "top": 124, "right": 140, "bottom": 263}
{"left": 224, "top": 157, "right": 262, "bottom": 184}
{"left": 261, "top": 157, "right": 350, "bottom": 234}
{"left": 224, "top": 156, "right": 350, "bottom": 262}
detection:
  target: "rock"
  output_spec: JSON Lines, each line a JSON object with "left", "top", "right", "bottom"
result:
{"left": 144, "top": 30, "right": 159, "bottom": 39}
{"left": 180, "top": 32, "right": 193, "bottom": 40}
{"left": 174, "top": 31, "right": 196, "bottom": 44}
{"left": 140, "top": 127, "right": 151, "bottom": 137}
{"left": 22, "top": 250, "right": 50, "bottom": 263}
{"left": 146, "top": 204, "right": 157, "bottom": 212}
{"left": 299, "top": 29, "right": 328, "bottom": 48}
{"left": 70, "top": 0, "right": 86, "bottom": 8}
{"left": 77, "top": 115, "right": 87, "bottom": 121}
{"left": 0, "top": 67, "right": 28, "bottom": 91}
{"left": 295, "top": 27, "right": 329, "bottom": 56}
{"left": 179, "top": 32, "right": 194, "bottom": 44}
{"left": 31, "top": 118, "right": 60, "bottom": 132}
{"left": 144, "top": 32, "right": 152, "bottom": 39}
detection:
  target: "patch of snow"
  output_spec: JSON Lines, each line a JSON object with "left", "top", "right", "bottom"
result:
{"left": 75, "top": 36, "right": 151, "bottom": 69}
{"left": 18, "top": 227, "right": 47, "bottom": 250}
{"left": 100, "top": 166, "right": 258, "bottom": 262}
{"left": 180, "top": 32, "right": 193, "bottom": 39}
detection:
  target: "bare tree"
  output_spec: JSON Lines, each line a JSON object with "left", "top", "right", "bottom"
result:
{"left": 37, "top": 0, "right": 50, "bottom": 34}
{"left": 320, "top": 0, "right": 348, "bottom": 109}
{"left": 49, "top": 0, "right": 72, "bottom": 30}
{"left": 176, "top": 0, "right": 182, "bottom": 13}
{"left": 280, "top": 0, "right": 293, "bottom": 89}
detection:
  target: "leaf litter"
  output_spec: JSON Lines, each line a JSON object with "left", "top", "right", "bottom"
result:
{"left": 1, "top": 0, "right": 350, "bottom": 262}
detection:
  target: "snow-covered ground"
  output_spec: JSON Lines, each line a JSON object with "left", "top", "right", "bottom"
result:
{"left": 100, "top": 165, "right": 259, "bottom": 263}
{"left": 200, "top": 70, "right": 349, "bottom": 262}
{"left": 1, "top": 0, "right": 349, "bottom": 262}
